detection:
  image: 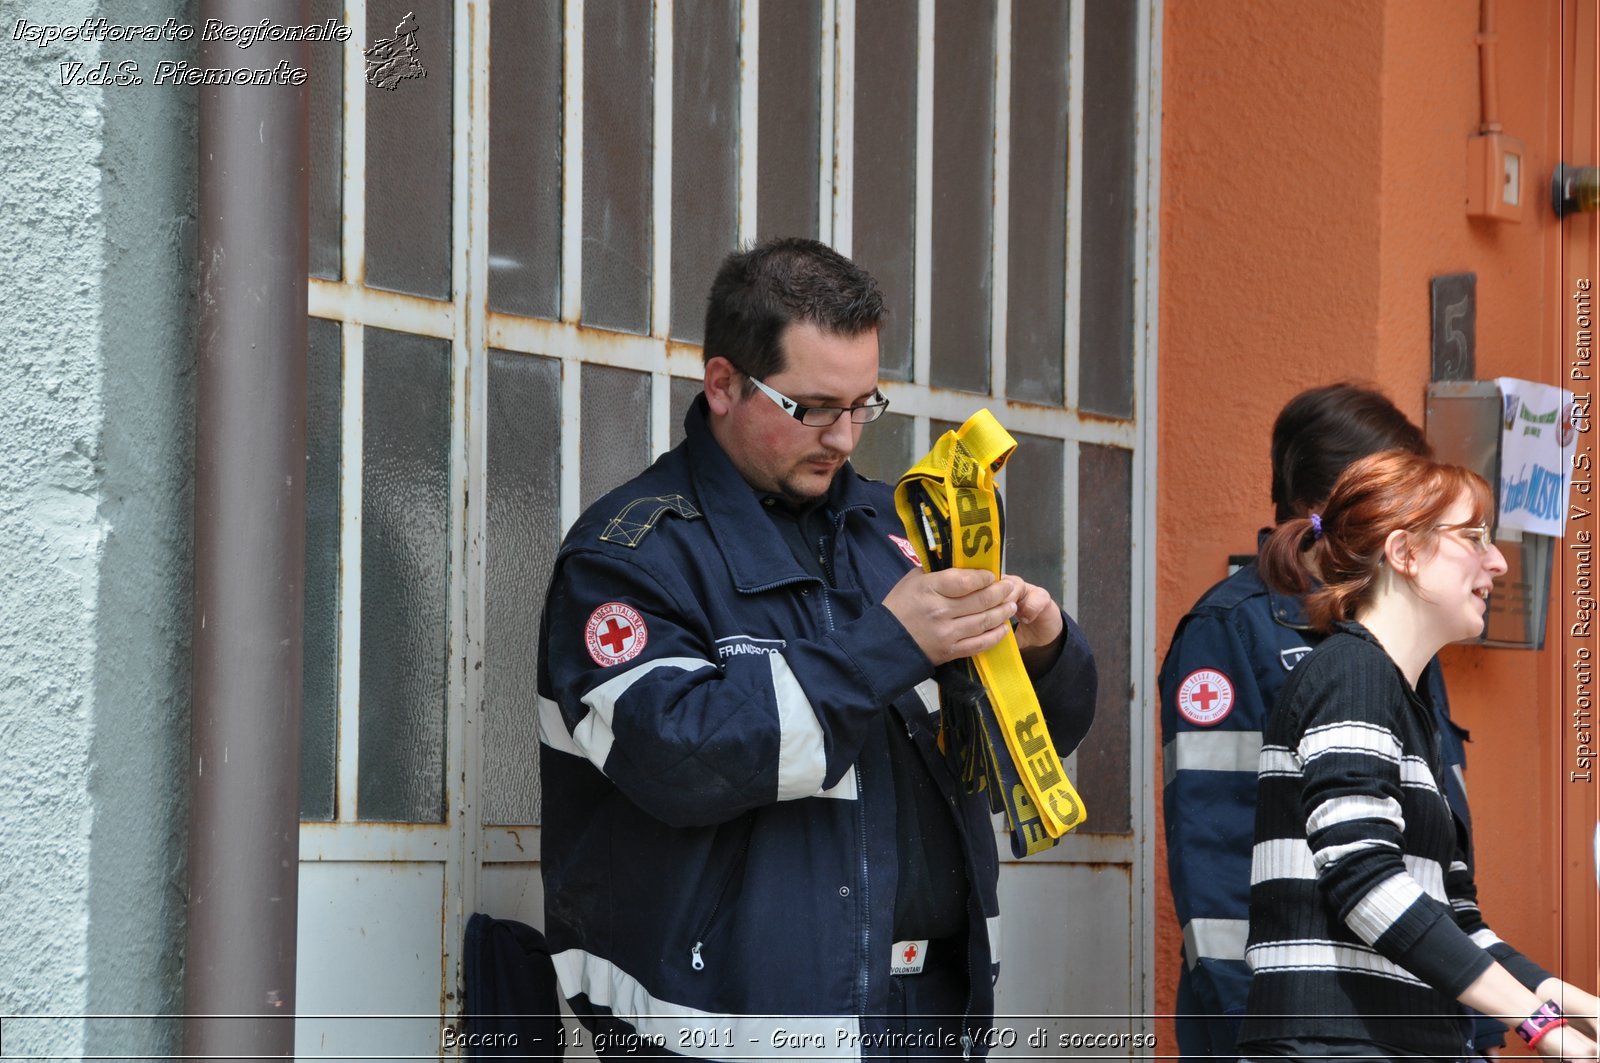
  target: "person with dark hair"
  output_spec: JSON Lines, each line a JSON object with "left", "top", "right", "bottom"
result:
{"left": 1159, "top": 383, "right": 1496, "bottom": 1060}
{"left": 1239, "top": 451, "right": 1600, "bottom": 1062}
{"left": 1269, "top": 382, "right": 1431, "bottom": 523}
{"left": 537, "top": 237, "right": 1097, "bottom": 1058}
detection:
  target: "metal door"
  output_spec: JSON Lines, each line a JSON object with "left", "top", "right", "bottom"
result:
{"left": 295, "top": 1, "right": 1161, "bottom": 1056}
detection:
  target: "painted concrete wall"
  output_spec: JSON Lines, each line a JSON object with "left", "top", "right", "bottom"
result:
{"left": 1376, "top": 0, "right": 1597, "bottom": 1013}
{"left": 0, "top": 0, "right": 195, "bottom": 1056}
{"left": 1158, "top": 0, "right": 1595, "bottom": 1052}
{"left": 1555, "top": 3, "right": 1600, "bottom": 998}
{"left": 1156, "top": 3, "right": 1392, "bottom": 1043}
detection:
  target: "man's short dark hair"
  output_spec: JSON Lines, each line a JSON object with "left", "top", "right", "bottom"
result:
{"left": 1270, "top": 382, "right": 1432, "bottom": 522}
{"left": 702, "top": 237, "right": 885, "bottom": 382}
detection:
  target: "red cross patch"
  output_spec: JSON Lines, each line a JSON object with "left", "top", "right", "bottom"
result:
{"left": 585, "top": 602, "right": 648, "bottom": 667}
{"left": 890, "top": 938, "right": 928, "bottom": 975}
{"left": 888, "top": 534, "right": 921, "bottom": 567}
{"left": 1176, "top": 668, "right": 1234, "bottom": 726}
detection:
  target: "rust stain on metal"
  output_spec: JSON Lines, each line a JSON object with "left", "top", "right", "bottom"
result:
{"left": 1076, "top": 408, "right": 1135, "bottom": 429}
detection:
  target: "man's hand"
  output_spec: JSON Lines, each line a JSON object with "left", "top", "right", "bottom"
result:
{"left": 1004, "top": 574, "right": 1065, "bottom": 668}
{"left": 882, "top": 570, "right": 1066, "bottom": 669}
{"left": 882, "top": 568, "right": 1017, "bottom": 666}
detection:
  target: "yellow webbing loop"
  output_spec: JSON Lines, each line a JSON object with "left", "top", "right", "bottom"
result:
{"left": 894, "top": 410, "right": 1087, "bottom": 853}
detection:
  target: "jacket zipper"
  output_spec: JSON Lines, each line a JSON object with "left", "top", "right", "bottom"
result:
{"left": 811, "top": 525, "right": 872, "bottom": 1018}
{"left": 857, "top": 776, "right": 871, "bottom": 1014}
{"left": 688, "top": 822, "right": 754, "bottom": 973}
{"left": 960, "top": 940, "right": 975, "bottom": 1059}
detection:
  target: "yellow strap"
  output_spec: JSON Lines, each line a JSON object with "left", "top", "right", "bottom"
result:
{"left": 894, "top": 410, "right": 1088, "bottom": 844}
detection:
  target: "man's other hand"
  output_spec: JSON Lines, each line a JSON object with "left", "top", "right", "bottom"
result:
{"left": 1002, "top": 574, "right": 1065, "bottom": 670}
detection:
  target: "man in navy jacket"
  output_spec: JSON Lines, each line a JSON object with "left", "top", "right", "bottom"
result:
{"left": 538, "top": 238, "right": 1097, "bottom": 1059}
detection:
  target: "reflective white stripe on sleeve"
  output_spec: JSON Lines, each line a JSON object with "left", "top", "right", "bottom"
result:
{"left": 1299, "top": 721, "right": 1401, "bottom": 764}
{"left": 1182, "top": 917, "right": 1249, "bottom": 966}
{"left": 538, "top": 694, "right": 584, "bottom": 757}
{"left": 574, "top": 657, "right": 717, "bottom": 770}
{"left": 914, "top": 677, "right": 941, "bottom": 717}
{"left": 987, "top": 915, "right": 1002, "bottom": 966}
{"left": 771, "top": 652, "right": 828, "bottom": 801}
{"left": 551, "top": 948, "right": 861, "bottom": 1062}
{"left": 815, "top": 766, "right": 858, "bottom": 801}
{"left": 1162, "top": 730, "right": 1262, "bottom": 786}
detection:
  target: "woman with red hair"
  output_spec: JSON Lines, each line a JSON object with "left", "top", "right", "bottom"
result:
{"left": 1238, "top": 450, "right": 1600, "bottom": 1062}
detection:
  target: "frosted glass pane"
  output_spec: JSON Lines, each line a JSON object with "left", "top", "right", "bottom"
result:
{"left": 358, "top": 327, "right": 451, "bottom": 822}
{"left": 670, "top": 0, "right": 738, "bottom": 343}
{"left": 1003, "top": 433, "right": 1063, "bottom": 601}
{"left": 1075, "top": 443, "right": 1131, "bottom": 832}
{"left": 301, "top": 317, "right": 342, "bottom": 821}
{"left": 1006, "top": 0, "right": 1070, "bottom": 407}
{"left": 757, "top": 0, "right": 822, "bottom": 242}
{"left": 1079, "top": 0, "right": 1137, "bottom": 418}
{"left": 669, "top": 376, "right": 702, "bottom": 450}
{"left": 848, "top": 412, "right": 914, "bottom": 486}
{"left": 309, "top": 0, "right": 343, "bottom": 280}
{"left": 928, "top": 0, "right": 995, "bottom": 394}
{"left": 582, "top": 0, "right": 653, "bottom": 333}
{"left": 366, "top": 0, "right": 453, "bottom": 299}
{"left": 483, "top": 352, "right": 562, "bottom": 825}
{"left": 489, "top": 0, "right": 563, "bottom": 319}
{"left": 580, "top": 365, "right": 652, "bottom": 510}
{"left": 852, "top": 0, "right": 918, "bottom": 381}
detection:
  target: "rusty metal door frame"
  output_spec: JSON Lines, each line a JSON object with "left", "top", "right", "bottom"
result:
{"left": 298, "top": 0, "right": 1162, "bottom": 1049}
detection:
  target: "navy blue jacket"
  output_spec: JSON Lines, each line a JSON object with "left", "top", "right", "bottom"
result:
{"left": 538, "top": 399, "right": 1097, "bottom": 1059}
{"left": 1158, "top": 557, "right": 1488, "bottom": 1060}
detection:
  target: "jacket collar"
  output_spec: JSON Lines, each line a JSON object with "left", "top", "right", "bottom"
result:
{"left": 1255, "top": 527, "right": 1313, "bottom": 631}
{"left": 683, "top": 395, "right": 878, "bottom": 592}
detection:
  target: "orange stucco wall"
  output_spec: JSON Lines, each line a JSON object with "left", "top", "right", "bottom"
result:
{"left": 1156, "top": 0, "right": 1598, "bottom": 1053}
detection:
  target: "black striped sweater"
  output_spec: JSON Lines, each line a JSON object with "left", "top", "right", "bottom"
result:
{"left": 1238, "top": 623, "right": 1547, "bottom": 1058}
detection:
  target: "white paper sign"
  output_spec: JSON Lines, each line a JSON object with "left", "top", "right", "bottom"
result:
{"left": 1495, "top": 377, "right": 1577, "bottom": 537}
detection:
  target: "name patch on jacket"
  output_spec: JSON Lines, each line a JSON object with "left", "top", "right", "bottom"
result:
{"left": 715, "top": 635, "right": 786, "bottom": 660}
{"left": 586, "top": 602, "right": 648, "bottom": 666}
{"left": 1176, "top": 668, "right": 1234, "bottom": 725}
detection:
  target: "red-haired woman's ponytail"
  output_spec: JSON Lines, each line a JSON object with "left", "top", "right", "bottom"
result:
{"left": 1258, "top": 515, "right": 1320, "bottom": 599}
